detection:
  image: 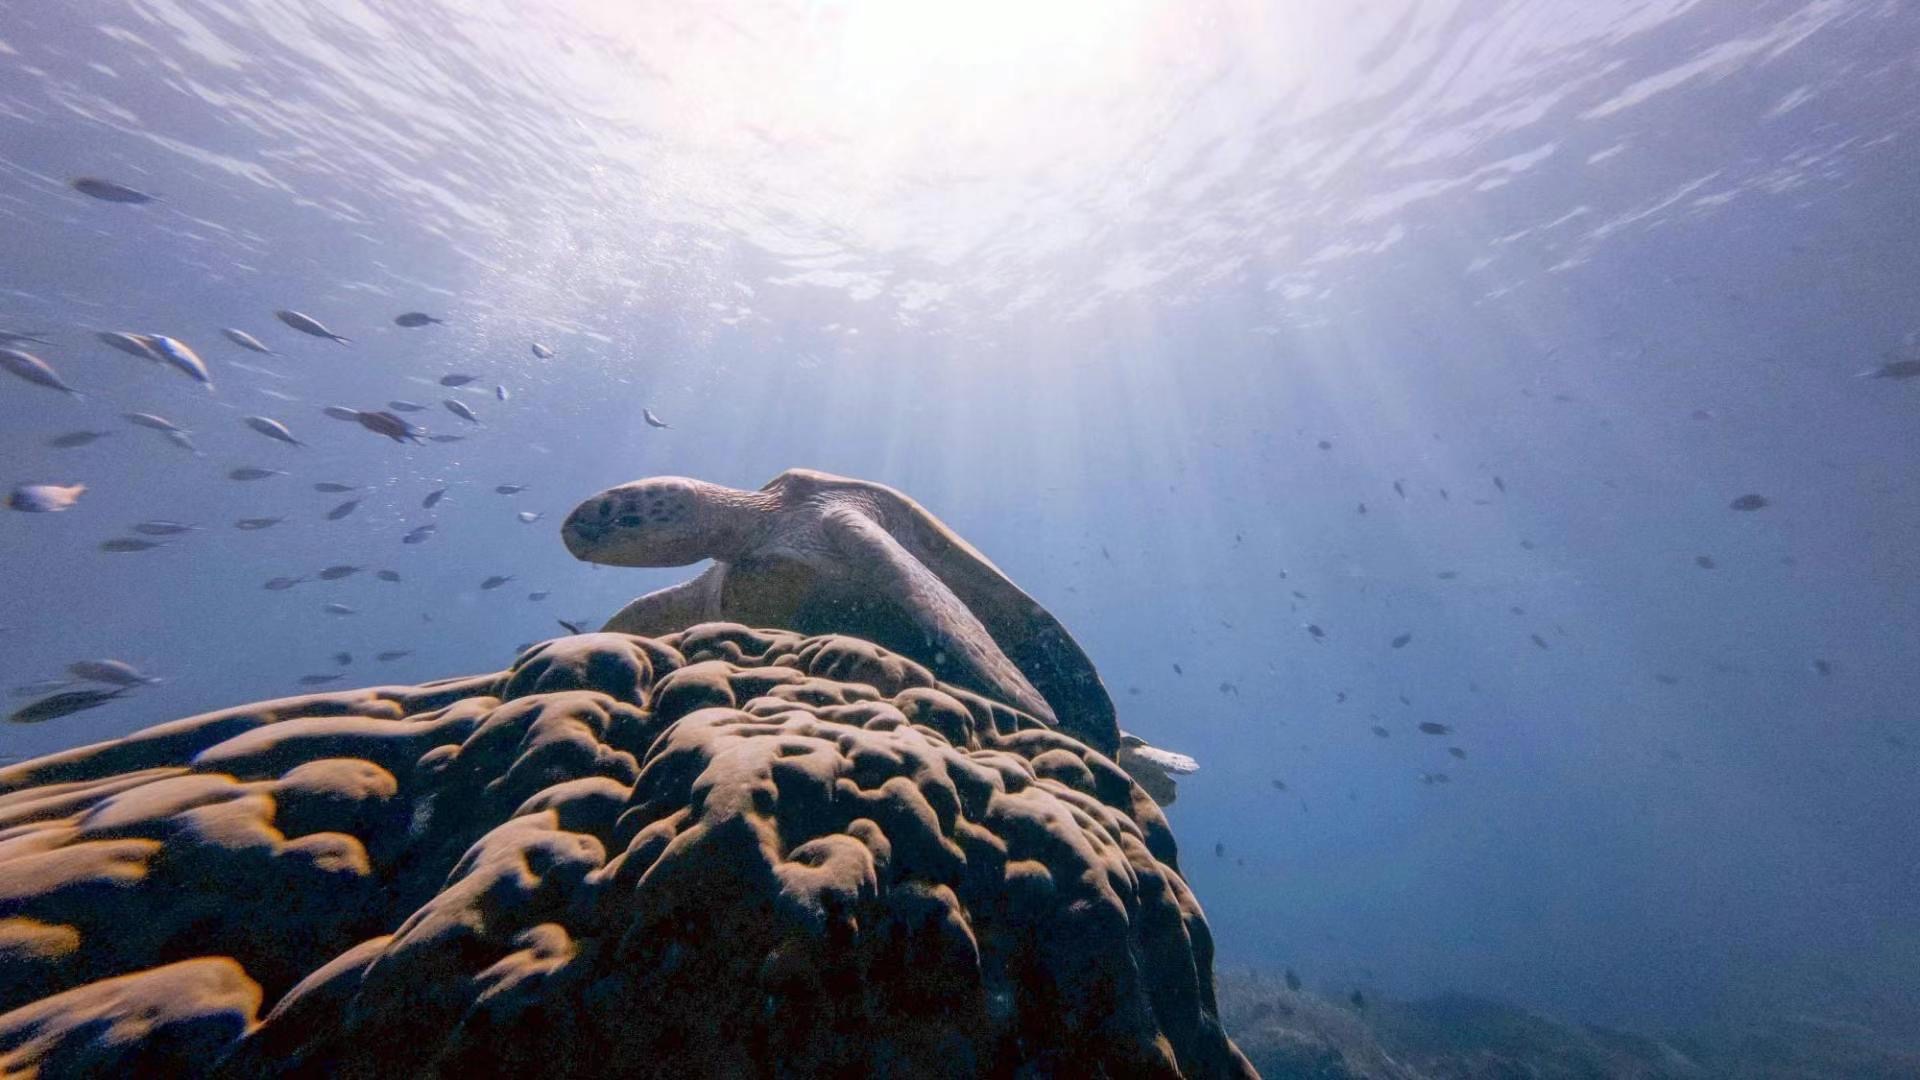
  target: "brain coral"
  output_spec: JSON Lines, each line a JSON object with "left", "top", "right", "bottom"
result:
{"left": 0, "top": 625, "right": 1253, "bottom": 1078}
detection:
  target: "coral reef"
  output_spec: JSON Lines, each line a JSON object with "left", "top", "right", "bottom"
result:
{"left": 0, "top": 626, "right": 1252, "bottom": 1078}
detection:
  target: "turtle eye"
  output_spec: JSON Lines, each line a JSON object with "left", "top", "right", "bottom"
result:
{"left": 615, "top": 514, "right": 643, "bottom": 528}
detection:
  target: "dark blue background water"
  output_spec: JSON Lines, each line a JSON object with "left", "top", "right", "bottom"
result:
{"left": 2, "top": 0, "right": 1916, "bottom": 1039}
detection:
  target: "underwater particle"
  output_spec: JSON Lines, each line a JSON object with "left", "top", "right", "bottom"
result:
{"left": 375, "top": 650, "right": 411, "bottom": 661}
{"left": 68, "top": 659, "right": 159, "bottom": 686}
{"left": 71, "top": 177, "right": 154, "bottom": 203}
{"left": 1417, "top": 722, "right": 1450, "bottom": 735}
{"left": 317, "top": 565, "right": 362, "bottom": 581}
{"left": 228, "top": 467, "right": 285, "bottom": 481}
{"left": 1690, "top": 408, "right": 1714, "bottom": 420}
{"left": 531, "top": 342, "right": 555, "bottom": 359}
{"left": 388, "top": 399, "right": 427, "bottom": 412}
{"left": 438, "top": 374, "right": 477, "bottom": 387}
{"left": 322, "top": 603, "right": 355, "bottom": 616}
{"left": 1695, "top": 554, "right": 1716, "bottom": 569}
{"left": 1390, "top": 632, "right": 1413, "bottom": 649}
{"left": 1729, "top": 493, "right": 1769, "bottom": 511}
{"left": 263, "top": 576, "right": 304, "bottom": 591}
{"left": 644, "top": 407, "right": 671, "bottom": 429}
{"left": 132, "top": 521, "right": 198, "bottom": 536}
{"left": 8, "top": 686, "right": 128, "bottom": 724}
{"left": 236, "top": 517, "right": 283, "bottom": 530}
{"left": 8, "top": 483, "right": 85, "bottom": 512}
{"left": 221, "top": 327, "right": 275, "bottom": 354}
{"left": 480, "top": 575, "right": 512, "bottom": 590}
{"left": 394, "top": 312, "right": 443, "bottom": 327}
{"left": 1448, "top": 747, "right": 1466, "bottom": 760}
{"left": 1812, "top": 658, "right": 1833, "bottom": 677}
{"left": 494, "top": 484, "right": 528, "bottom": 495}
{"left": 275, "top": 309, "right": 351, "bottom": 344}
{"left": 1, "top": 348, "right": 78, "bottom": 395}
{"left": 47, "top": 430, "right": 113, "bottom": 448}
{"left": 1370, "top": 725, "right": 1390, "bottom": 738}
{"left": 444, "top": 398, "right": 480, "bottom": 423}
{"left": 244, "top": 415, "right": 302, "bottom": 446}
{"left": 1284, "top": 969, "right": 1302, "bottom": 992}
{"left": 297, "top": 673, "right": 345, "bottom": 686}
{"left": 100, "top": 538, "right": 164, "bottom": 552}
{"left": 326, "top": 499, "right": 360, "bottom": 521}
{"left": 1529, "top": 632, "right": 1550, "bottom": 650}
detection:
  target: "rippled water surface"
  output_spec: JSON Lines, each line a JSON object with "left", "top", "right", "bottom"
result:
{"left": 3, "top": 0, "right": 1918, "bottom": 1040}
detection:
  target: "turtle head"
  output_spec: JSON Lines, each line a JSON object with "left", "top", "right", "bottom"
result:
{"left": 563, "top": 476, "right": 760, "bottom": 567}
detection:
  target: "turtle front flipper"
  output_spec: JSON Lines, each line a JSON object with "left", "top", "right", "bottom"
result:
{"left": 602, "top": 565, "right": 723, "bottom": 636}
{"left": 821, "top": 507, "right": 1058, "bottom": 725}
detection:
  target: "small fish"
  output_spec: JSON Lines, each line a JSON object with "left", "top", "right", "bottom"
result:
{"left": 1305, "top": 624, "right": 1325, "bottom": 640}
{"left": 495, "top": 484, "right": 528, "bottom": 495}
{"left": 1695, "top": 554, "right": 1716, "bottom": 570}
{"left": 427, "top": 434, "right": 465, "bottom": 443}
{"left": 99, "top": 331, "right": 162, "bottom": 362}
{"left": 1493, "top": 475, "right": 1507, "bottom": 494}
{"left": 13, "top": 679, "right": 75, "bottom": 698}
{"left": 388, "top": 400, "right": 427, "bottom": 412}
{"left": 1418, "top": 722, "right": 1450, "bottom": 736}
{"left": 375, "top": 569, "right": 401, "bottom": 582}
{"left": 8, "top": 483, "right": 85, "bottom": 512}
{"left": 376, "top": 650, "right": 412, "bottom": 661}
{"left": 326, "top": 499, "right": 360, "bottom": 521}
{"left": 1270, "top": 779, "right": 1287, "bottom": 792}
{"left": 1435, "top": 570, "right": 1458, "bottom": 580}
{"left": 556, "top": 619, "right": 584, "bottom": 634}
{"left": 332, "top": 651, "right": 353, "bottom": 666}
{"left": 517, "top": 511, "right": 543, "bottom": 523}
{"left": 394, "top": 312, "right": 443, "bottom": 327}
{"left": 322, "top": 603, "right": 356, "bottom": 615}
{"left": 1690, "top": 408, "right": 1714, "bottom": 420}
{"left": 228, "top": 467, "right": 285, "bottom": 481}
{"left": 1371, "top": 725, "right": 1390, "bottom": 738}
{"left": 531, "top": 342, "right": 554, "bottom": 359}
{"left": 9, "top": 686, "right": 128, "bottom": 724}
{"left": 422, "top": 488, "right": 448, "bottom": 509}
{"left": 1393, "top": 480, "right": 1406, "bottom": 499}
{"left": 68, "top": 659, "right": 159, "bottom": 686}
{"left": 313, "top": 482, "right": 358, "bottom": 493}
{"left": 323, "top": 405, "right": 364, "bottom": 421}
{"left": 1729, "top": 493, "right": 1769, "bottom": 511}
{"left": 1857, "top": 357, "right": 1920, "bottom": 380}
{"left": 144, "top": 335, "right": 214, "bottom": 389}
{"left": 1349, "top": 990, "right": 1367, "bottom": 1011}
{"left": 297, "top": 673, "right": 346, "bottom": 686}
{"left": 1, "top": 348, "right": 79, "bottom": 395}
{"left": 443, "top": 398, "right": 479, "bottom": 423}
{"left": 244, "top": 415, "right": 302, "bottom": 446}
{"left": 1812, "top": 658, "right": 1833, "bottom": 677}
{"left": 1654, "top": 673, "right": 1680, "bottom": 686}
{"left": 1529, "top": 633, "right": 1550, "bottom": 650}
{"left": 438, "top": 374, "right": 478, "bottom": 387}
{"left": 402, "top": 525, "right": 436, "bottom": 545}
{"left": 1421, "top": 772, "right": 1451, "bottom": 785}
{"left": 131, "top": 520, "right": 198, "bottom": 536}
{"left": 480, "top": 575, "right": 512, "bottom": 590}
{"left": 0, "top": 329, "right": 52, "bottom": 346}
{"left": 1356, "top": 502, "right": 1367, "bottom": 515}
{"left": 355, "top": 411, "right": 423, "bottom": 443}
{"left": 1172, "top": 662, "right": 1184, "bottom": 675}
{"left": 275, "top": 310, "right": 350, "bottom": 344}
{"left": 47, "top": 430, "right": 113, "bottom": 449}
{"left": 1448, "top": 747, "right": 1467, "bottom": 760}
{"left": 643, "top": 407, "right": 670, "bottom": 429}
{"left": 495, "top": 385, "right": 508, "bottom": 401}
{"left": 70, "top": 177, "right": 154, "bottom": 203}
{"left": 317, "top": 565, "right": 363, "bottom": 580}
{"left": 528, "top": 590, "right": 551, "bottom": 601}
{"left": 1284, "top": 969, "right": 1302, "bottom": 992}
{"left": 1213, "top": 842, "right": 1225, "bottom": 858}
{"left": 1390, "top": 633, "right": 1412, "bottom": 649}
{"left": 264, "top": 576, "right": 305, "bottom": 590}
{"left": 235, "top": 517, "right": 284, "bottom": 531}
{"left": 100, "top": 537, "right": 164, "bottom": 552}
{"left": 221, "top": 328, "right": 276, "bottom": 355}
{"left": 164, "top": 430, "right": 200, "bottom": 455}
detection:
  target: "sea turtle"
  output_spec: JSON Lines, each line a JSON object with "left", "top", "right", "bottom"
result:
{"left": 562, "top": 468, "right": 1200, "bottom": 802}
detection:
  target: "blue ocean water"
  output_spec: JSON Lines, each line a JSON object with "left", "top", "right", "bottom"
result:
{"left": 1, "top": 0, "right": 1916, "bottom": 1045}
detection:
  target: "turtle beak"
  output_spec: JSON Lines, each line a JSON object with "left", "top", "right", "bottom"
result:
{"left": 562, "top": 501, "right": 612, "bottom": 559}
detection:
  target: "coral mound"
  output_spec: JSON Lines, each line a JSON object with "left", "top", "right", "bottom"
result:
{"left": 0, "top": 625, "right": 1252, "bottom": 1078}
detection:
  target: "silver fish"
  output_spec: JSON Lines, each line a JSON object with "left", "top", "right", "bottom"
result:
{"left": 444, "top": 399, "right": 479, "bottom": 423}
{"left": 428, "top": 434, "right": 465, "bottom": 443}
{"left": 1, "top": 348, "right": 78, "bottom": 395}
{"left": 402, "top": 525, "right": 436, "bottom": 544}
{"left": 68, "top": 659, "right": 159, "bottom": 686}
{"left": 394, "top": 312, "right": 442, "bottom": 327}
{"left": 99, "top": 331, "right": 163, "bottom": 362}
{"left": 8, "top": 686, "right": 129, "bottom": 724}
{"left": 325, "top": 499, "right": 360, "bottom": 521}
{"left": 132, "top": 520, "right": 199, "bottom": 536}
{"left": 275, "top": 309, "right": 350, "bottom": 344}
{"left": 516, "top": 511, "right": 542, "bottom": 523}
{"left": 123, "top": 411, "right": 183, "bottom": 432}
{"left": 7, "top": 483, "right": 85, "bottom": 512}
{"left": 375, "top": 650, "right": 412, "bottom": 661}
{"left": 298, "top": 673, "right": 346, "bottom": 686}
{"left": 47, "top": 430, "right": 113, "bottom": 448}
{"left": 221, "top": 328, "right": 276, "bottom": 355}
{"left": 244, "top": 415, "right": 302, "bottom": 446}
{"left": 495, "top": 484, "right": 527, "bottom": 494}
{"left": 100, "top": 537, "right": 164, "bottom": 552}
{"left": 438, "top": 374, "right": 477, "bottom": 387}
{"left": 145, "top": 335, "right": 214, "bottom": 388}
{"left": 643, "top": 408, "right": 669, "bottom": 429}
{"left": 531, "top": 342, "right": 554, "bottom": 359}
{"left": 70, "top": 177, "right": 154, "bottom": 203}
{"left": 0, "top": 329, "right": 52, "bottom": 346}
{"left": 323, "top": 405, "right": 364, "bottom": 421}
{"left": 264, "top": 576, "right": 305, "bottom": 590}
{"left": 322, "top": 602, "right": 356, "bottom": 615}
{"left": 228, "top": 467, "right": 285, "bottom": 481}
{"left": 317, "top": 565, "right": 362, "bottom": 580}
{"left": 527, "top": 590, "right": 550, "bottom": 601}
{"left": 495, "top": 385, "right": 508, "bottom": 401}
{"left": 235, "top": 517, "right": 283, "bottom": 531}
{"left": 375, "top": 569, "right": 401, "bottom": 582}
{"left": 480, "top": 575, "right": 511, "bottom": 590}
{"left": 388, "top": 400, "right": 427, "bottom": 412}
{"left": 313, "top": 482, "right": 358, "bottom": 493}
{"left": 164, "top": 430, "right": 200, "bottom": 455}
